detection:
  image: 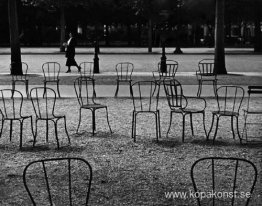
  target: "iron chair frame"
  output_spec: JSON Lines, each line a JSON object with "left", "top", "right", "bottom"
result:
{"left": 42, "top": 62, "right": 61, "bottom": 98}
{"left": 163, "top": 79, "right": 207, "bottom": 142}
{"left": 114, "top": 62, "right": 134, "bottom": 97}
{"left": 191, "top": 157, "right": 257, "bottom": 206}
{"left": 0, "top": 89, "right": 34, "bottom": 148}
{"left": 196, "top": 59, "right": 217, "bottom": 97}
{"left": 30, "top": 87, "right": 70, "bottom": 149}
{"left": 242, "top": 85, "right": 262, "bottom": 143}
{"left": 207, "top": 86, "right": 245, "bottom": 144}
{"left": 11, "top": 62, "right": 30, "bottom": 98}
{"left": 23, "top": 157, "right": 93, "bottom": 206}
{"left": 152, "top": 60, "right": 179, "bottom": 82}
{"left": 79, "top": 61, "right": 96, "bottom": 97}
{"left": 131, "top": 81, "right": 161, "bottom": 142}
{"left": 74, "top": 77, "right": 112, "bottom": 135}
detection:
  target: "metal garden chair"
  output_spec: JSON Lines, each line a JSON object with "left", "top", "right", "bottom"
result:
{"left": 131, "top": 81, "right": 161, "bottom": 142}
{"left": 74, "top": 77, "right": 112, "bottom": 135}
{"left": 114, "top": 62, "right": 134, "bottom": 97}
{"left": 196, "top": 59, "right": 217, "bottom": 97}
{"left": 152, "top": 60, "right": 179, "bottom": 82}
{"left": 10, "top": 62, "right": 29, "bottom": 98}
{"left": 42, "top": 62, "right": 61, "bottom": 98}
{"left": 23, "top": 157, "right": 92, "bottom": 206}
{"left": 30, "top": 87, "right": 70, "bottom": 149}
{"left": 191, "top": 157, "right": 257, "bottom": 206}
{"left": 242, "top": 86, "right": 262, "bottom": 143}
{"left": 163, "top": 79, "right": 207, "bottom": 142}
{"left": 0, "top": 89, "right": 33, "bottom": 148}
{"left": 207, "top": 86, "right": 245, "bottom": 144}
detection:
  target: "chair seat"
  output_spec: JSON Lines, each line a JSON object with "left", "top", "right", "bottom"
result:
{"left": 212, "top": 110, "right": 239, "bottom": 116}
{"left": 43, "top": 79, "right": 59, "bottom": 82}
{"left": 81, "top": 104, "right": 106, "bottom": 109}
{"left": 3, "top": 115, "right": 31, "bottom": 120}
{"left": 244, "top": 109, "right": 262, "bottom": 114}
{"left": 171, "top": 108, "right": 204, "bottom": 113}
{"left": 117, "top": 79, "right": 132, "bottom": 82}
{"left": 37, "top": 113, "right": 64, "bottom": 120}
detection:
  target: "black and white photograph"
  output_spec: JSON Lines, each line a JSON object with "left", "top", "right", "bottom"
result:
{"left": 0, "top": 0, "right": 261, "bottom": 205}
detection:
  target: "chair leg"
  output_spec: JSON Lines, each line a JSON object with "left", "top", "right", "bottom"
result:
{"left": 190, "top": 113, "right": 194, "bottom": 136}
{"left": 93, "top": 80, "right": 97, "bottom": 98}
{"left": 76, "top": 108, "right": 82, "bottom": 134}
{"left": 197, "top": 81, "right": 202, "bottom": 97}
{"left": 166, "top": 112, "right": 173, "bottom": 138}
{"left": 25, "top": 80, "right": 29, "bottom": 98}
{"left": 182, "top": 114, "right": 186, "bottom": 142}
{"left": 46, "top": 120, "right": 49, "bottom": 142}
{"left": 0, "top": 119, "right": 5, "bottom": 137}
{"left": 57, "top": 81, "right": 61, "bottom": 98}
{"left": 43, "top": 82, "right": 47, "bottom": 98}
{"left": 33, "top": 119, "right": 38, "bottom": 147}
{"left": 10, "top": 120, "right": 13, "bottom": 142}
{"left": 19, "top": 119, "right": 23, "bottom": 148}
{"left": 53, "top": 120, "right": 60, "bottom": 149}
{"left": 114, "top": 81, "right": 119, "bottom": 97}
{"left": 129, "top": 82, "right": 133, "bottom": 98}
{"left": 213, "top": 80, "right": 218, "bottom": 97}
{"left": 212, "top": 116, "right": 220, "bottom": 144}
{"left": 231, "top": 116, "right": 235, "bottom": 139}
{"left": 63, "top": 116, "right": 70, "bottom": 144}
{"left": 131, "top": 111, "right": 135, "bottom": 139}
{"left": 236, "top": 116, "right": 242, "bottom": 143}
{"left": 207, "top": 114, "right": 215, "bottom": 140}
{"left": 105, "top": 107, "right": 112, "bottom": 134}
{"left": 30, "top": 116, "right": 34, "bottom": 138}
{"left": 202, "top": 112, "right": 208, "bottom": 138}
{"left": 157, "top": 110, "right": 161, "bottom": 139}
{"left": 133, "top": 113, "right": 137, "bottom": 142}
{"left": 155, "top": 112, "right": 159, "bottom": 142}
{"left": 92, "top": 109, "right": 96, "bottom": 136}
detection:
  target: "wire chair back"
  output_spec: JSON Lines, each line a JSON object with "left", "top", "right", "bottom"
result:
{"left": 115, "top": 62, "right": 134, "bottom": 81}
{"left": 157, "top": 60, "right": 179, "bottom": 79}
{"left": 42, "top": 62, "right": 60, "bottom": 81}
{"left": 198, "top": 59, "right": 215, "bottom": 76}
{"left": 30, "top": 87, "right": 57, "bottom": 119}
{"left": 163, "top": 79, "right": 187, "bottom": 110}
{"left": 191, "top": 157, "right": 257, "bottom": 206}
{"left": 74, "top": 77, "right": 96, "bottom": 106}
{"left": 131, "top": 81, "right": 160, "bottom": 112}
{"left": 10, "top": 62, "right": 28, "bottom": 81}
{"left": 0, "top": 89, "right": 23, "bottom": 119}
{"left": 23, "top": 157, "right": 93, "bottom": 206}
{"left": 216, "top": 86, "right": 245, "bottom": 114}
{"left": 79, "top": 62, "right": 94, "bottom": 78}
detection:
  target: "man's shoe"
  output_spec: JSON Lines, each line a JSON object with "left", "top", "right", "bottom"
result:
{"left": 66, "top": 70, "right": 71, "bottom": 73}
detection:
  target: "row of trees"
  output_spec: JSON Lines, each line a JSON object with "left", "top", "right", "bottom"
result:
{"left": 6, "top": 0, "right": 262, "bottom": 75}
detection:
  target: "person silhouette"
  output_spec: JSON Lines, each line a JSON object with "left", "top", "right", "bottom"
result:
{"left": 64, "top": 32, "right": 81, "bottom": 73}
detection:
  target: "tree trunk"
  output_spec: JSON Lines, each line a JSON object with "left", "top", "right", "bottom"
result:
{"left": 254, "top": 2, "right": 261, "bottom": 52}
{"left": 8, "top": 0, "right": 22, "bottom": 75}
{"left": 214, "top": 0, "right": 227, "bottom": 74}
{"left": 148, "top": 18, "right": 152, "bottom": 53}
{"left": 59, "top": 2, "right": 65, "bottom": 52}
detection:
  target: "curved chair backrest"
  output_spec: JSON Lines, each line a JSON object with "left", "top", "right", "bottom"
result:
{"left": 42, "top": 62, "right": 60, "bottom": 81}
{"left": 216, "top": 86, "right": 245, "bottom": 114}
{"left": 23, "top": 157, "right": 92, "bottom": 206}
{"left": 191, "top": 157, "right": 257, "bottom": 206}
{"left": 10, "top": 62, "right": 28, "bottom": 81}
{"left": 30, "top": 87, "right": 57, "bottom": 119}
{"left": 74, "top": 77, "right": 96, "bottom": 106}
{"left": 157, "top": 60, "right": 179, "bottom": 77}
{"left": 131, "top": 81, "right": 160, "bottom": 112}
{"left": 198, "top": 59, "right": 215, "bottom": 75}
{"left": 79, "top": 62, "right": 94, "bottom": 78}
{"left": 115, "top": 62, "right": 134, "bottom": 80}
{"left": 0, "top": 89, "right": 23, "bottom": 119}
{"left": 163, "top": 79, "right": 187, "bottom": 109}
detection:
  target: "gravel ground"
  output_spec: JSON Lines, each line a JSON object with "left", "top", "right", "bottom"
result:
{"left": 0, "top": 97, "right": 261, "bottom": 205}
